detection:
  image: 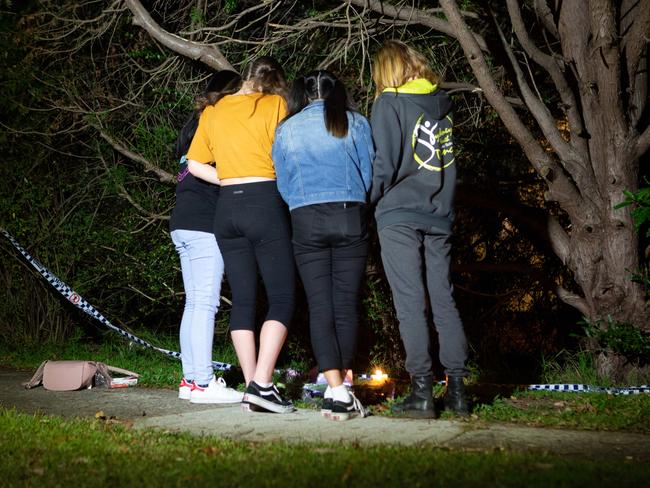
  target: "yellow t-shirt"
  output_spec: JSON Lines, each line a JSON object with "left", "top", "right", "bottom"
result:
{"left": 187, "top": 93, "right": 287, "bottom": 180}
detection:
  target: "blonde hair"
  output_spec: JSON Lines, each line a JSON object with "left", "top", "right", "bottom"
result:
{"left": 372, "top": 40, "right": 439, "bottom": 98}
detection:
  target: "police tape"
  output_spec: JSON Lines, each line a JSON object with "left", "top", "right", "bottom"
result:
{"left": 528, "top": 383, "right": 650, "bottom": 395}
{"left": 301, "top": 380, "right": 650, "bottom": 398}
{"left": 1, "top": 228, "right": 232, "bottom": 371}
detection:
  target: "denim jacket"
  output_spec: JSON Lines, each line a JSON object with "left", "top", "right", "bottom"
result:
{"left": 272, "top": 101, "right": 374, "bottom": 211}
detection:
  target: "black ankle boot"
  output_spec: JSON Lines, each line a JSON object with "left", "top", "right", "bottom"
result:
{"left": 392, "top": 375, "right": 435, "bottom": 418}
{"left": 443, "top": 376, "right": 468, "bottom": 416}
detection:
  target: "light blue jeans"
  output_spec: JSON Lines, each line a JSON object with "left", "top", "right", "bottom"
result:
{"left": 171, "top": 229, "right": 224, "bottom": 385}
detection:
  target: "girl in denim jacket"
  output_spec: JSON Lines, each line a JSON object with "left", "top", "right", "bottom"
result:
{"left": 273, "top": 70, "right": 374, "bottom": 421}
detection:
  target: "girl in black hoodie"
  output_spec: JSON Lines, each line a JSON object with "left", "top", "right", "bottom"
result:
{"left": 370, "top": 40, "right": 469, "bottom": 418}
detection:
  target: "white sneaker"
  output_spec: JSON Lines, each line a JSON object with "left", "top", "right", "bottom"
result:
{"left": 190, "top": 376, "right": 244, "bottom": 404}
{"left": 178, "top": 378, "right": 193, "bottom": 400}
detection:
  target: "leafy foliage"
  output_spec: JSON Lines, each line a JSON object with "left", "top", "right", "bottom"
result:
{"left": 582, "top": 317, "right": 650, "bottom": 366}
{"left": 615, "top": 186, "right": 650, "bottom": 237}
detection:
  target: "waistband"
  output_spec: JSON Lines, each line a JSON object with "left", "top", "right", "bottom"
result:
{"left": 292, "top": 201, "right": 365, "bottom": 211}
{"left": 219, "top": 180, "right": 279, "bottom": 198}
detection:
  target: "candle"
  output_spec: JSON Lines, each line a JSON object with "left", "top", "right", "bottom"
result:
{"left": 370, "top": 369, "right": 388, "bottom": 383}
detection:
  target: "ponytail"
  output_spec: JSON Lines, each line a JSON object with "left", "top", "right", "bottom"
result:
{"left": 324, "top": 77, "right": 348, "bottom": 138}
{"left": 284, "top": 70, "right": 350, "bottom": 138}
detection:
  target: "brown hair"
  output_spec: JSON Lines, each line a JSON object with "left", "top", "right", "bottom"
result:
{"left": 372, "top": 40, "right": 439, "bottom": 99}
{"left": 195, "top": 70, "right": 242, "bottom": 112}
{"left": 175, "top": 70, "right": 242, "bottom": 159}
{"left": 244, "top": 56, "right": 288, "bottom": 99}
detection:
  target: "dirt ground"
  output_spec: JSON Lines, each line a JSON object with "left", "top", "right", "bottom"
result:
{"left": 2, "top": 367, "right": 649, "bottom": 460}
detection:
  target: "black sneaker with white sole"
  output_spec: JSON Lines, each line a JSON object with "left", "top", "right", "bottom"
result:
{"left": 321, "top": 397, "right": 333, "bottom": 418}
{"left": 242, "top": 381, "right": 295, "bottom": 414}
{"left": 330, "top": 392, "right": 367, "bottom": 421}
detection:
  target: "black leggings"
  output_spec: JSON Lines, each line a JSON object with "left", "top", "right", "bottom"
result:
{"left": 291, "top": 202, "right": 368, "bottom": 371}
{"left": 214, "top": 181, "right": 295, "bottom": 331}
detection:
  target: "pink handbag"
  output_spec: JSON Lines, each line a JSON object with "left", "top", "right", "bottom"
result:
{"left": 24, "top": 360, "right": 139, "bottom": 391}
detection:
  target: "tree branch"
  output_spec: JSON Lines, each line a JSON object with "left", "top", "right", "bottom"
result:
{"left": 441, "top": 82, "right": 524, "bottom": 106}
{"left": 590, "top": 0, "right": 627, "bottom": 135}
{"left": 546, "top": 214, "right": 572, "bottom": 266}
{"left": 533, "top": 0, "right": 560, "bottom": 39}
{"left": 123, "top": 0, "right": 234, "bottom": 71}
{"left": 506, "top": 0, "right": 589, "bottom": 156}
{"left": 345, "top": 0, "right": 488, "bottom": 52}
{"left": 556, "top": 286, "right": 591, "bottom": 316}
{"left": 439, "top": 0, "right": 586, "bottom": 215}
{"left": 97, "top": 150, "right": 170, "bottom": 221}
{"left": 97, "top": 129, "right": 175, "bottom": 184}
{"left": 621, "top": 0, "right": 650, "bottom": 126}
{"left": 636, "top": 125, "right": 650, "bottom": 161}
{"left": 492, "top": 7, "right": 584, "bottom": 168}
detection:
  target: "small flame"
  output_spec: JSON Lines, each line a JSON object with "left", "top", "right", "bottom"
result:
{"left": 370, "top": 369, "right": 388, "bottom": 382}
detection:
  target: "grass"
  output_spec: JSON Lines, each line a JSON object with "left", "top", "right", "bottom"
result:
{"left": 472, "top": 390, "right": 650, "bottom": 433}
{"left": 1, "top": 408, "right": 648, "bottom": 487}
{"left": 541, "top": 348, "right": 650, "bottom": 386}
{"left": 0, "top": 331, "right": 237, "bottom": 388}
{"left": 371, "top": 388, "right": 650, "bottom": 434}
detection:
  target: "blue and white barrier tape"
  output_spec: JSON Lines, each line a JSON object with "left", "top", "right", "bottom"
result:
{"left": 303, "top": 380, "right": 650, "bottom": 398}
{"left": 528, "top": 383, "right": 650, "bottom": 395}
{"left": 1, "top": 229, "right": 232, "bottom": 371}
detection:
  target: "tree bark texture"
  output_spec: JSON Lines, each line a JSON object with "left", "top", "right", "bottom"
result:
{"left": 440, "top": 0, "right": 649, "bottom": 330}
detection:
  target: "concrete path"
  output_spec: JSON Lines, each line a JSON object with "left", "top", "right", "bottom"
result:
{"left": 2, "top": 368, "right": 649, "bottom": 460}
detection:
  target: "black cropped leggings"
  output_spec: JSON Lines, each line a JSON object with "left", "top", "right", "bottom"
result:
{"left": 214, "top": 181, "right": 296, "bottom": 331}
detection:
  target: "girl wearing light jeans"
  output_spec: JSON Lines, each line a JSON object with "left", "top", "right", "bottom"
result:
{"left": 170, "top": 70, "right": 243, "bottom": 404}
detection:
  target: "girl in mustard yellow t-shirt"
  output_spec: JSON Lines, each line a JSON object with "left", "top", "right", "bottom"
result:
{"left": 186, "top": 57, "right": 295, "bottom": 414}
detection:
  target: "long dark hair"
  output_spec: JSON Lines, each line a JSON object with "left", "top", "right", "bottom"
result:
{"left": 286, "top": 70, "right": 350, "bottom": 138}
{"left": 243, "top": 56, "right": 288, "bottom": 98}
{"left": 174, "top": 70, "right": 242, "bottom": 160}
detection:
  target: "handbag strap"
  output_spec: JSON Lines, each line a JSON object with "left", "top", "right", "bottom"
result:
{"left": 23, "top": 360, "right": 48, "bottom": 389}
{"left": 99, "top": 363, "right": 139, "bottom": 378}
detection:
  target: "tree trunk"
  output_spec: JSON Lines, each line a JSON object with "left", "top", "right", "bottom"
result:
{"left": 557, "top": 0, "right": 650, "bottom": 330}
{"left": 439, "top": 0, "right": 650, "bottom": 380}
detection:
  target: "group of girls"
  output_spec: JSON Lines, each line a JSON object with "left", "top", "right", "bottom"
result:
{"left": 170, "top": 40, "right": 469, "bottom": 421}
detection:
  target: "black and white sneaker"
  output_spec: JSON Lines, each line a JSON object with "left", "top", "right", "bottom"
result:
{"left": 330, "top": 392, "right": 367, "bottom": 421}
{"left": 321, "top": 397, "right": 333, "bottom": 418}
{"left": 242, "top": 381, "right": 295, "bottom": 414}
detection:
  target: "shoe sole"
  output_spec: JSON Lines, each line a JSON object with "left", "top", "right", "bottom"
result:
{"left": 178, "top": 391, "right": 191, "bottom": 400}
{"left": 321, "top": 409, "right": 332, "bottom": 418}
{"left": 242, "top": 393, "right": 294, "bottom": 414}
{"left": 241, "top": 402, "right": 268, "bottom": 412}
{"left": 330, "top": 411, "right": 356, "bottom": 421}
{"left": 190, "top": 396, "right": 243, "bottom": 404}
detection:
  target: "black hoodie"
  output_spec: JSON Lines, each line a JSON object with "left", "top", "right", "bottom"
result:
{"left": 370, "top": 84, "right": 456, "bottom": 232}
